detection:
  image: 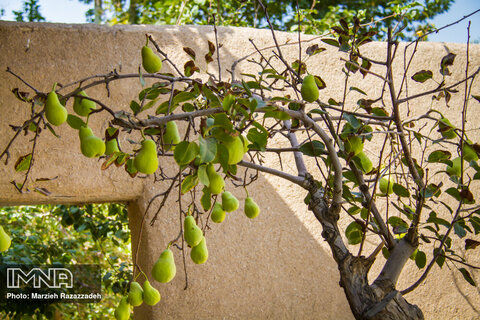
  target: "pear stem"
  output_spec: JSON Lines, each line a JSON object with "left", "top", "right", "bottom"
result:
{"left": 136, "top": 270, "right": 147, "bottom": 281}
{"left": 140, "top": 129, "right": 146, "bottom": 140}
{"left": 244, "top": 186, "right": 249, "bottom": 198}
{"left": 145, "top": 34, "right": 149, "bottom": 46}
{"left": 52, "top": 82, "right": 57, "bottom": 92}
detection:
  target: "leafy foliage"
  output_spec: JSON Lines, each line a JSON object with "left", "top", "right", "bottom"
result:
{"left": 0, "top": 204, "right": 131, "bottom": 319}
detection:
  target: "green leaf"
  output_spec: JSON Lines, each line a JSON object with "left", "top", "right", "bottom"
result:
{"left": 392, "top": 183, "right": 410, "bottom": 197}
{"left": 181, "top": 174, "right": 199, "bottom": 194}
{"left": 202, "top": 84, "right": 221, "bottom": 108}
{"left": 15, "top": 154, "right": 32, "bottom": 172}
{"left": 434, "top": 248, "right": 445, "bottom": 268}
{"left": 382, "top": 247, "right": 390, "bottom": 259}
{"left": 222, "top": 94, "right": 235, "bottom": 111}
{"left": 349, "top": 86, "right": 367, "bottom": 95}
{"left": 344, "top": 114, "right": 362, "bottom": 130}
{"left": 199, "top": 137, "right": 217, "bottom": 163}
{"left": 247, "top": 127, "right": 268, "bottom": 151}
{"left": 345, "top": 221, "right": 363, "bottom": 245}
{"left": 66, "top": 114, "right": 85, "bottom": 130}
{"left": 446, "top": 187, "right": 462, "bottom": 202}
{"left": 216, "top": 143, "right": 230, "bottom": 172}
{"left": 173, "top": 91, "right": 196, "bottom": 106}
{"left": 411, "top": 70, "right": 433, "bottom": 83}
{"left": 387, "top": 216, "right": 408, "bottom": 228}
{"left": 264, "top": 110, "right": 291, "bottom": 120}
{"left": 415, "top": 250, "right": 426, "bottom": 268}
{"left": 198, "top": 165, "right": 209, "bottom": 187}
{"left": 427, "top": 150, "right": 451, "bottom": 163}
{"left": 321, "top": 38, "right": 340, "bottom": 48}
{"left": 427, "top": 211, "right": 451, "bottom": 229}
{"left": 174, "top": 141, "right": 199, "bottom": 165}
{"left": 314, "top": 76, "right": 326, "bottom": 90}
{"left": 454, "top": 222, "right": 467, "bottom": 238}
{"left": 459, "top": 268, "right": 477, "bottom": 286}
{"left": 299, "top": 141, "right": 326, "bottom": 157}
{"left": 213, "top": 113, "right": 234, "bottom": 132}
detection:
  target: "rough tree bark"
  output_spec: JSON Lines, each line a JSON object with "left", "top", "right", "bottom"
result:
{"left": 306, "top": 176, "right": 424, "bottom": 320}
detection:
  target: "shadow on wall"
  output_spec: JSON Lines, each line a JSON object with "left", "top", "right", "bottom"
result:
{"left": 129, "top": 170, "right": 354, "bottom": 320}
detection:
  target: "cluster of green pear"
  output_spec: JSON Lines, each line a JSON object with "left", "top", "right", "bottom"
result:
{"left": 301, "top": 74, "right": 319, "bottom": 103}
{"left": 79, "top": 126, "right": 106, "bottom": 158}
{"left": 73, "top": 90, "right": 96, "bottom": 116}
{"left": 223, "top": 135, "right": 246, "bottom": 165}
{"left": 115, "top": 278, "right": 161, "bottom": 320}
{"left": 152, "top": 247, "right": 176, "bottom": 282}
{"left": 0, "top": 226, "right": 11, "bottom": 252}
{"left": 134, "top": 139, "right": 159, "bottom": 175}
{"left": 344, "top": 136, "right": 364, "bottom": 156}
{"left": 206, "top": 164, "right": 224, "bottom": 194}
{"left": 184, "top": 214, "right": 208, "bottom": 264}
{"left": 44, "top": 83, "right": 68, "bottom": 126}
{"left": 162, "top": 121, "right": 181, "bottom": 151}
{"left": 379, "top": 174, "right": 394, "bottom": 196}
{"left": 244, "top": 196, "right": 260, "bottom": 219}
{"left": 142, "top": 42, "right": 162, "bottom": 73}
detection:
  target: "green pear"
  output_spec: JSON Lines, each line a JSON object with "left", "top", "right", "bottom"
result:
{"left": 221, "top": 191, "right": 239, "bottom": 212}
{"left": 152, "top": 248, "right": 176, "bottom": 283}
{"left": 142, "top": 280, "right": 161, "bottom": 306}
{"left": 44, "top": 86, "right": 67, "bottom": 126}
{"left": 211, "top": 202, "right": 226, "bottom": 223}
{"left": 223, "top": 135, "right": 245, "bottom": 165}
{"left": 463, "top": 142, "right": 478, "bottom": 162}
{"left": 446, "top": 157, "right": 462, "bottom": 176}
{"left": 438, "top": 117, "right": 457, "bottom": 139}
{"left": 301, "top": 74, "right": 319, "bottom": 103}
{"left": 206, "top": 164, "right": 224, "bottom": 194}
{"left": 79, "top": 126, "right": 106, "bottom": 158}
{"left": 105, "top": 139, "right": 120, "bottom": 155}
{"left": 353, "top": 151, "right": 373, "bottom": 173}
{"left": 134, "top": 139, "right": 158, "bottom": 174}
{"left": 244, "top": 197, "right": 260, "bottom": 219}
{"left": 344, "top": 136, "right": 363, "bottom": 156}
{"left": 200, "top": 187, "right": 212, "bottom": 211}
{"left": 142, "top": 46, "right": 162, "bottom": 73}
{"left": 163, "top": 121, "right": 181, "bottom": 151}
{"left": 190, "top": 236, "right": 208, "bottom": 264}
{"left": 184, "top": 215, "right": 203, "bottom": 247}
{"left": 114, "top": 296, "right": 130, "bottom": 320}
{"left": 0, "top": 226, "right": 12, "bottom": 252}
{"left": 127, "top": 281, "right": 143, "bottom": 307}
{"left": 379, "top": 175, "right": 394, "bottom": 195}
{"left": 73, "top": 90, "right": 96, "bottom": 116}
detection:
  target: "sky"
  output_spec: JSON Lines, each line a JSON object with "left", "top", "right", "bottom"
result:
{"left": 0, "top": 0, "right": 479, "bottom": 43}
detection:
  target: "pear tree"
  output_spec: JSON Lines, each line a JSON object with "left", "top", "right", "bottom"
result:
{"left": 1, "top": 3, "right": 480, "bottom": 320}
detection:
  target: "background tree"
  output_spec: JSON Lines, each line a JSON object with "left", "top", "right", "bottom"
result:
{"left": 12, "top": 0, "right": 45, "bottom": 22}
{"left": 0, "top": 204, "right": 132, "bottom": 319}
{"left": 10, "top": 0, "right": 452, "bottom": 39}
{"left": 76, "top": 0, "right": 450, "bottom": 39}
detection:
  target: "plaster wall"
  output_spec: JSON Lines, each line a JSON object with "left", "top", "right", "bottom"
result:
{"left": 0, "top": 21, "right": 479, "bottom": 319}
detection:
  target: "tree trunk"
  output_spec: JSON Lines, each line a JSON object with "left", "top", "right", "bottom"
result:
{"left": 94, "top": 0, "right": 102, "bottom": 24}
{"left": 306, "top": 179, "right": 424, "bottom": 320}
{"left": 128, "top": 0, "right": 139, "bottom": 24}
